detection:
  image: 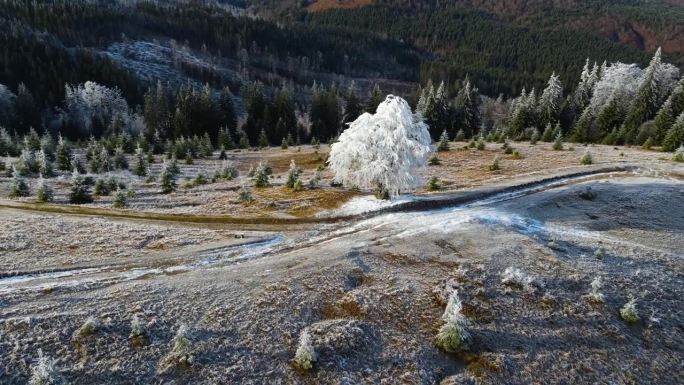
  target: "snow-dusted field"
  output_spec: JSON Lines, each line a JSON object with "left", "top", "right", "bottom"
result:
{"left": 0, "top": 146, "right": 682, "bottom": 384}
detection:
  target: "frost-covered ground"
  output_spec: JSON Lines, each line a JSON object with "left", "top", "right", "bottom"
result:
{"left": 1, "top": 145, "right": 683, "bottom": 384}
{"left": 0, "top": 165, "right": 682, "bottom": 384}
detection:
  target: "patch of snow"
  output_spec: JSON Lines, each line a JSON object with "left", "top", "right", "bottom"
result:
{"left": 322, "top": 195, "right": 416, "bottom": 217}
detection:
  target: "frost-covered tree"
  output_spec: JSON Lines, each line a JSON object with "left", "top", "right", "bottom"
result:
{"left": 159, "top": 161, "right": 177, "bottom": 194}
{"left": 29, "top": 350, "right": 66, "bottom": 385}
{"left": 293, "top": 329, "right": 317, "bottom": 371}
{"left": 38, "top": 149, "right": 54, "bottom": 178}
{"left": 113, "top": 188, "right": 128, "bottom": 208}
{"left": 663, "top": 112, "right": 684, "bottom": 152}
{"left": 8, "top": 165, "right": 29, "bottom": 198}
{"left": 436, "top": 290, "right": 469, "bottom": 352}
{"left": 113, "top": 146, "right": 128, "bottom": 170}
{"left": 252, "top": 162, "right": 270, "bottom": 188}
{"left": 285, "top": 159, "right": 301, "bottom": 188}
{"left": 64, "top": 81, "right": 131, "bottom": 137}
{"left": 55, "top": 135, "right": 72, "bottom": 171}
{"left": 36, "top": 176, "right": 53, "bottom": 203}
{"left": 69, "top": 168, "right": 93, "bottom": 204}
{"left": 454, "top": 78, "right": 481, "bottom": 138}
{"left": 328, "top": 95, "right": 432, "bottom": 198}
{"left": 132, "top": 145, "right": 147, "bottom": 176}
{"left": 437, "top": 129, "right": 450, "bottom": 151}
{"left": 652, "top": 76, "right": 684, "bottom": 145}
{"left": 538, "top": 72, "right": 563, "bottom": 128}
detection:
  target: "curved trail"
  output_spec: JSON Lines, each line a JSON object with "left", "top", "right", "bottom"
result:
{"left": 0, "top": 164, "right": 671, "bottom": 296}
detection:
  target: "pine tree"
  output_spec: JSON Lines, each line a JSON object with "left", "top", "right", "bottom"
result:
{"left": 252, "top": 162, "right": 270, "bottom": 188}
{"left": 663, "top": 112, "right": 684, "bottom": 152}
{"left": 540, "top": 123, "right": 554, "bottom": 142}
{"left": 281, "top": 137, "right": 288, "bottom": 149}
{"left": 621, "top": 48, "right": 664, "bottom": 144}
{"left": 132, "top": 145, "right": 147, "bottom": 176}
{"left": 113, "top": 188, "right": 128, "bottom": 208}
{"left": 285, "top": 159, "right": 301, "bottom": 188}
{"left": 94, "top": 178, "right": 110, "bottom": 196}
{"left": 36, "top": 176, "right": 53, "bottom": 202}
{"left": 38, "top": 149, "right": 54, "bottom": 178}
{"left": 553, "top": 131, "right": 564, "bottom": 151}
{"left": 159, "top": 162, "right": 177, "bottom": 194}
{"left": 238, "top": 182, "right": 252, "bottom": 202}
{"left": 437, "top": 130, "right": 450, "bottom": 151}
{"left": 237, "top": 128, "right": 250, "bottom": 149}
{"left": 454, "top": 78, "right": 480, "bottom": 138}
{"left": 366, "top": 83, "right": 383, "bottom": 114}
{"left": 258, "top": 128, "right": 269, "bottom": 148}
{"left": 69, "top": 168, "right": 93, "bottom": 204}
{"left": 538, "top": 72, "right": 563, "bottom": 128}
{"left": 8, "top": 165, "right": 29, "bottom": 197}
{"left": 113, "top": 146, "right": 128, "bottom": 170}
{"left": 343, "top": 82, "right": 363, "bottom": 127}
{"left": 652, "top": 76, "right": 684, "bottom": 145}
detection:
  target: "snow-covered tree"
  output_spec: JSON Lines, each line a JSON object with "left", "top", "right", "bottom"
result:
{"left": 285, "top": 159, "right": 301, "bottom": 188}
{"left": 652, "top": 76, "right": 684, "bottom": 144}
{"left": 69, "top": 168, "right": 93, "bottom": 204}
{"left": 159, "top": 161, "right": 177, "bottom": 194}
{"left": 8, "top": 165, "right": 29, "bottom": 198}
{"left": 436, "top": 290, "right": 469, "bottom": 352}
{"left": 538, "top": 72, "right": 563, "bottom": 128}
{"left": 437, "top": 129, "right": 450, "bottom": 151}
{"left": 36, "top": 176, "right": 54, "bottom": 203}
{"left": 252, "top": 162, "right": 270, "bottom": 188}
{"left": 132, "top": 145, "right": 147, "bottom": 176}
{"left": 328, "top": 95, "right": 432, "bottom": 198}
{"left": 38, "top": 149, "right": 54, "bottom": 178}
{"left": 64, "top": 81, "right": 130, "bottom": 137}
{"left": 293, "top": 329, "right": 317, "bottom": 371}
{"left": 55, "top": 135, "right": 72, "bottom": 171}
{"left": 663, "top": 112, "right": 684, "bottom": 152}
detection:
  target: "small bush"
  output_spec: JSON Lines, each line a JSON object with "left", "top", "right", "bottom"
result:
{"left": 194, "top": 173, "right": 208, "bottom": 186}
{"left": 620, "top": 298, "right": 639, "bottom": 323}
{"left": 8, "top": 166, "right": 29, "bottom": 198}
{"left": 501, "top": 267, "right": 534, "bottom": 289}
{"left": 585, "top": 277, "right": 605, "bottom": 304}
{"left": 435, "top": 290, "right": 470, "bottom": 353}
{"left": 427, "top": 176, "right": 440, "bottom": 191}
{"left": 93, "top": 178, "right": 110, "bottom": 196}
{"left": 113, "top": 189, "right": 128, "bottom": 208}
{"left": 238, "top": 183, "right": 253, "bottom": 203}
{"left": 293, "top": 329, "right": 317, "bottom": 371}
{"left": 437, "top": 130, "right": 450, "bottom": 151}
{"left": 163, "top": 325, "right": 195, "bottom": 368}
{"left": 429, "top": 153, "right": 441, "bottom": 165}
{"left": 580, "top": 150, "right": 593, "bottom": 165}
{"left": 511, "top": 149, "right": 520, "bottom": 159}
{"left": 129, "top": 315, "right": 148, "bottom": 340}
{"left": 293, "top": 179, "right": 303, "bottom": 192}
{"left": 488, "top": 156, "right": 500, "bottom": 171}
{"left": 673, "top": 145, "right": 684, "bottom": 162}
{"left": 476, "top": 139, "right": 486, "bottom": 151}
{"left": 29, "top": 350, "right": 66, "bottom": 385}
{"left": 552, "top": 133, "right": 564, "bottom": 151}
{"left": 578, "top": 186, "right": 596, "bottom": 200}
{"left": 252, "top": 162, "right": 270, "bottom": 188}
{"left": 75, "top": 316, "right": 99, "bottom": 338}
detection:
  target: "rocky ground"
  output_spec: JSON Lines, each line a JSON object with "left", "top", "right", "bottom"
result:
{"left": 0, "top": 146, "right": 682, "bottom": 385}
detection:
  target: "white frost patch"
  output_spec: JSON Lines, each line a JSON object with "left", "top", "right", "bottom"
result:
{"left": 321, "top": 195, "right": 417, "bottom": 217}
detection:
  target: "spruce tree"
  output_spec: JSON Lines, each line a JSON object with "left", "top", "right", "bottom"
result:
{"left": 437, "top": 130, "right": 450, "bottom": 151}
{"left": 113, "top": 188, "right": 128, "bottom": 208}
{"left": 553, "top": 132, "right": 564, "bottom": 151}
{"left": 538, "top": 72, "right": 563, "bottom": 128}
{"left": 132, "top": 145, "right": 147, "bottom": 176}
{"left": 113, "top": 146, "right": 128, "bottom": 170}
{"left": 159, "top": 162, "right": 177, "bottom": 194}
{"left": 36, "top": 176, "right": 53, "bottom": 202}
{"left": 621, "top": 48, "right": 664, "bottom": 144}
{"left": 285, "top": 159, "right": 301, "bottom": 188}
{"left": 366, "top": 83, "right": 383, "bottom": 114}
{"left": 69, "top": 168, "right": 93, "bottom": 204}
{"left": 252, "top": 162, "right": 270, "bottom": 188}
{"left": 652, "top": 76, "right": 684, "bottom": 145}
{"left": 454, "top": 78, "right": 480, "bottom": 138}
{"left": 663, "top": 112, "right": 684, "bottom": 152}
{"left": 8, "top": 165, "right": 29, "bottom": 197}
{"left": 258, "top": 129, "right": 269, "bottom": 148}
{"left": 38, "top": 149, "right": 54, "bottom": 178}
{"left": 343, "top": 82, "right": 363, "bottom": 127}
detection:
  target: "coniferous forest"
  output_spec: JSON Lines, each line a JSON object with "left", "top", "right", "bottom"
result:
{"left": 0, "top": 0, "right": 682, "bottom": 152}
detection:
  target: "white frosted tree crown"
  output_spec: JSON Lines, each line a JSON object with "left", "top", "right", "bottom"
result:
{"left": 328, "top": 95, "right": 432, "bottom": 196}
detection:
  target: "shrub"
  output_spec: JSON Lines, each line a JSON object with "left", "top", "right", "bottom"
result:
{"left": 93, "top": 178, "right": 110, "bottom": 196}
{"left": 238, "top": 183, "right": 252, "bottom": 203}
{"left": 113, "top": 188, "right": 128, "bottom": 208}
{"left": 511, "top": 149, "right": 520, "bottom": 159}
{"left": 429, "top": 153, "right": 441, "bottom": 165}
{"left": 163, "top": 325, "right": 195, "bottom": 369}
{"left": 435, "top": 290, "right": 470, "bottom": 353}
{"left": 580, "top": 150, "right": 593, "bottom": 165}
{"left": 673, "top": 145, "right": 684, "bottom": 162}
{"left": 578, "top": 186, "right": 596, "bottom": 200}
{"left": 585, "top": 277, "right": 605, "bottom": 304}
{"left": 427, "top": 176, "right": 440, "bottom": 191}
{"left": 293, "top": 329, "right": 317, "bottom": 371}
{"left": 620, "top": 298, "right": 639, "bottom": 323}
{"left": 488, "top": 156, "right": 500, "bottom": 171}
{"left": 75, "top": 316, "right": 99, "bottom": 338}
{"left": 501, "top": 267, "right": 534, "bottom": 289}
{"left": 308, "top": 170, "right": 321, "bottom": 189}
{"left": 293, "top": 179, "right": 303, "bottom": 192}
{"left": 36, "top": 177, "right": 53, "bottom": 203}
{"left": 281, "top": 137, "right": 288, "bottom": 149}
{"left": 194, "top": 173, "right": 208, "bottom": 186}
{"left": 476, "top": 137, "right": 486, "bottom": 151}
{"left": 29, "top": 350, "right": 66, "bottom": 385}
{"left": 129, "top": 315, "right": 148, "bottom": 340}
{"left": 454, "top": 129, "right": 465, "bottom": 142}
